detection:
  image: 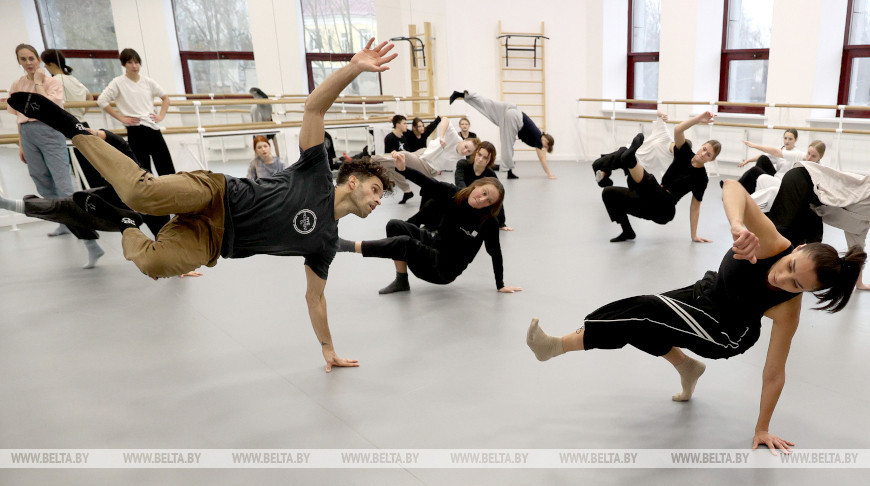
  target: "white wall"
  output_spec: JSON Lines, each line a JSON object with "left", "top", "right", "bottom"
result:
{"left": 248, "top": 0, "right": 308, "bottom": 96}
{"left": 437, "top": 0, "right": 589, "bottom": 163}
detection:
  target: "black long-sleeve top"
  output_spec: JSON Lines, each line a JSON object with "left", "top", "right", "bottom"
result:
{"left": 398, "top": 166, "right": 504, "bottom": 289}
{"left": 403, "top": 116, "right": 442, "bottom": 152}
{"left": 454, "top": 159, "right": 506, "bottom": 227}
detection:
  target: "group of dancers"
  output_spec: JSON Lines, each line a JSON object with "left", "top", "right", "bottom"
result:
{"left": 2, "top": 39, "right": 867, "bottom": 454}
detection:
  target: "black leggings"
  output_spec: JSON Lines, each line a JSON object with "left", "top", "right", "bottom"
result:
{"left": 737, "top": 155, "right": 777, "bottom": 194}
{"left": 601, "top": 170, "right": 675, "bottom": 226}
{"left": 127, "top": 125, "right": 176, "bottom": 175}
{"left": 71, "top": 122, "right": 109, "bottom": 189}
{"left": 766, "top": 167, "right": 823, "bottom": 246}
{"left": 360, "top": 219, "right": 459, "bottom": 285}
{"left": 24, "top": 186, "right": 169, "bottom": 238}
{"left": 582, "top": 281, "right": 760, "bottom": 360}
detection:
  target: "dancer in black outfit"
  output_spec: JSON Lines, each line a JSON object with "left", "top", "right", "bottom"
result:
{"left": 403, "top": 116, "right": 441, "bottom": 152}
{"left": 340, "top": 151, "right": 521, "bottom": 294}
{"left": 527, "top": 179, "right": 865, "bottom": 454}
{"left": 599, "top": 111, "right": 720, "bottom": 242}
{"left": 454, "top": 141, "right": 511, "bottom": 230}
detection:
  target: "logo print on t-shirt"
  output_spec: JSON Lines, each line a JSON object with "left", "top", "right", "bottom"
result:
{"left": 293, "top": 209, "right": 317, "bottom": 234}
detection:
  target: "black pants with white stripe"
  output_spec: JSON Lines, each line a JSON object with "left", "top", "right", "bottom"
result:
{"left": 582, "top": 281, "right": 761, "bottom": 360}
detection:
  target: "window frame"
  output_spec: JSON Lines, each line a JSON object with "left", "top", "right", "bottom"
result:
{"left": 170, "top": 0, "right": 256, "bottom": 97}
{"left": 299, "top": 1, "right": 382, "bottom": 95}
{"left": 177, "top": 50, "right": 256, "bottom": 96}
{"left": 34, "top": 1, "right": 120, "bottom": 94}
{"left": 626, "top": 0, "right": 659, "bottom": 110}
{"left": 304, "top": 53, "right": 383, "bottom": 95}
{"left": 838, "top": 0, "right": 870, "bottom": 118}
{"left": 718, "top": 0, "right": 770, "bottom": 115}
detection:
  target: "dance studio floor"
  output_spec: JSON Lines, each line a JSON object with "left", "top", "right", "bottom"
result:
{"left": 2, "top": 160, "right": 868, "bottom": 485}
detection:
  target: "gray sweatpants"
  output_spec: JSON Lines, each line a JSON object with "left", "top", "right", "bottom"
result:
{"left": 20, "top": 120, "right": 74, "bottom": 198}
{"left": 464, "top": 92, "right": 523, "bottom": 170}
{"left": 371, "top": 150, "right": 439, "bottom": 193}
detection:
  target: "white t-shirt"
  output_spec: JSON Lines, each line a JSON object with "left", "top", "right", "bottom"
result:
{"left": 56, "top": 73, "right": 90, "bottom": 121}
{"left": 635, "top": 117, "right": 673, "bottom": 180}
{"left": 771, "top": 148, "right": 806, "bottom": 179}
{"left": 421, "top": 122, "right": 463, "bottom": 171}
{"left": 97, "top": 74, "right": 166, "bottom": 130}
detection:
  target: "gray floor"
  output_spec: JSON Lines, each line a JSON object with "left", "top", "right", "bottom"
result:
{"left": 1, "top": 160, "right": 868, "bottom": 485}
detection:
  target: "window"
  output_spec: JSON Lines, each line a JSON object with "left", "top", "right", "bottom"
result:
{"left": 300, "top": 0, "right": 380, "bottom": 96}
{"left": 35, "top": 0, "right": 122, "bottom": 92}
{"left": 627, "top": 0, "right": 660, "bottom": 110}
{"left": 719, "top": 0, "right": 773, "bottom": 114}
{"left": 839, "top": 0, "right": 870, "bottom": 117}
{"left": 172, "top": 0, "right": 257, "bottom": 95}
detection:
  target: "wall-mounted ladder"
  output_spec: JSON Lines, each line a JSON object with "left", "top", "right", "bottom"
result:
{"left": 498, "top": 21, "right": 548, "bottom": 150}
{"left": 407, "top": 22, "right": 435, "bottom": 116}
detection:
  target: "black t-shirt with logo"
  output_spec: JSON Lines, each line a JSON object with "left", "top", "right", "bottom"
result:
{"left": 220, "top": 143, "right": 338, "bottom": 280}
{"left": 660, "top": 142, "right": 708, "bottom": 204}
{"left": 384, "top": 132, "right": 406, "bottom": 154}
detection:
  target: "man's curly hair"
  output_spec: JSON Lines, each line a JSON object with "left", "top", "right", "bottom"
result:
{"left": 336, "top": 156, "right": 395, "bottom": 196}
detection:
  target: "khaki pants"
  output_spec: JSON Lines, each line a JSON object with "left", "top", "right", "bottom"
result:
{"left": 72, "top": 135, "right": 226, "bottom": 279}
{"left": 371, "top": 149, "right": 439, "bottom": 193}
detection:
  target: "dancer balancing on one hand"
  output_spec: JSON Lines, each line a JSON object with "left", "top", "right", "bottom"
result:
{"left": 450, "top": 90, "right": 555, "bottom": 179}
{"left": 527, "top": 178, "right": 864, "bottom": 454}
{"left": 9, "top": 39, "right": 399, "bottom": 372}
{"left": 339, "top": 151, "right": 522, "bottom": 295}
{"left": 596, "top": 111, "right": 720, "bottom": 243}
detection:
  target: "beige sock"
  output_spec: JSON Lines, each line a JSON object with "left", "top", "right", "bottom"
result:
{"left": 526, "top": 318, "right": 564, "bottom": 361}
{"left": 672, "top": 357, "right": 706, "bottom": 401}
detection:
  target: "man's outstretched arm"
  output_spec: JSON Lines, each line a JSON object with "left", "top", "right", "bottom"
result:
{"left": 299, "top": 39, "right": 396, "bottom": 151}
{"left": 304, "top": 265, "right": 359, "bottom": 372}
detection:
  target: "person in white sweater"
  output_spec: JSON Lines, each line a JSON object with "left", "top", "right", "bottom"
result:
{"left": 369, "top": 117, "right": 477, "bottom": 198}
{"left": 97, "top": 48, "right": 175, "bottom": 175}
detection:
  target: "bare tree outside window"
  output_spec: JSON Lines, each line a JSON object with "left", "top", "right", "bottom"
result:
{"left": 631, "top": 0, "right": 660, "bottom": 53}
{"left": 172, "top": 0, "right": 257, "bottom": 94}
{"left": 725, "top": 0, "right": 772, "bottom": 49}
{"left": 35, "top": 0, "right": 121, "bottom": 92}
{"left": 300, "top": 0, "right": 380, "bottom": 95}
{"left": 174, "top": 0, "right": 253, "bottom": 51}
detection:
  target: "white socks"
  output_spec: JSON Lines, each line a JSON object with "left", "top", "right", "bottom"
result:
{"left": 672, "top": 357, "right": 706, "bottom": 402}
{"left": 82, "top": 240, "right": 104, "bottom": 269}
{"left": 0, "top": 194, "right": 24, "bottom": 213}
{"left": 48, "top": 223, "right": 70, "bottom": 237}
{"left": 526, "top": 318, "right": 565, "bottom": 361}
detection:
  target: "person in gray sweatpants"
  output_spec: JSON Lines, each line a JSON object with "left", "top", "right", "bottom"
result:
{"left": 450, "top": 90, "right": 556, "bottom": 179}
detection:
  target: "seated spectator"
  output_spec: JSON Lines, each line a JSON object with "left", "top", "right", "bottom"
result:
{"left": 384, "top": 114, "right": 408, "bottom": 153}
{"left": 247, "top": 135, "right": 286, "bottom": 182}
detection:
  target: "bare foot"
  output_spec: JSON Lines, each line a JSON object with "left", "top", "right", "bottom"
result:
{"left": 672, "top": 357, "right": 706, "bottom": 401}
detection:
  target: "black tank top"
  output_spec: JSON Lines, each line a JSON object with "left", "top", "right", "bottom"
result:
{"left": 695, "top": 246, "right": 800, "bottom": 321}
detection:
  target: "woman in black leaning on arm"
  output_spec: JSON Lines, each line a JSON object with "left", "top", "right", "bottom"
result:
{"left": 454, "top": 141, "right": 512, "bottom": 230}
{"left": 340, "top": 151, "right": 521, "bottom": 294}
{"left": 527, "top": 179, "right": 865, "bottom": 454}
